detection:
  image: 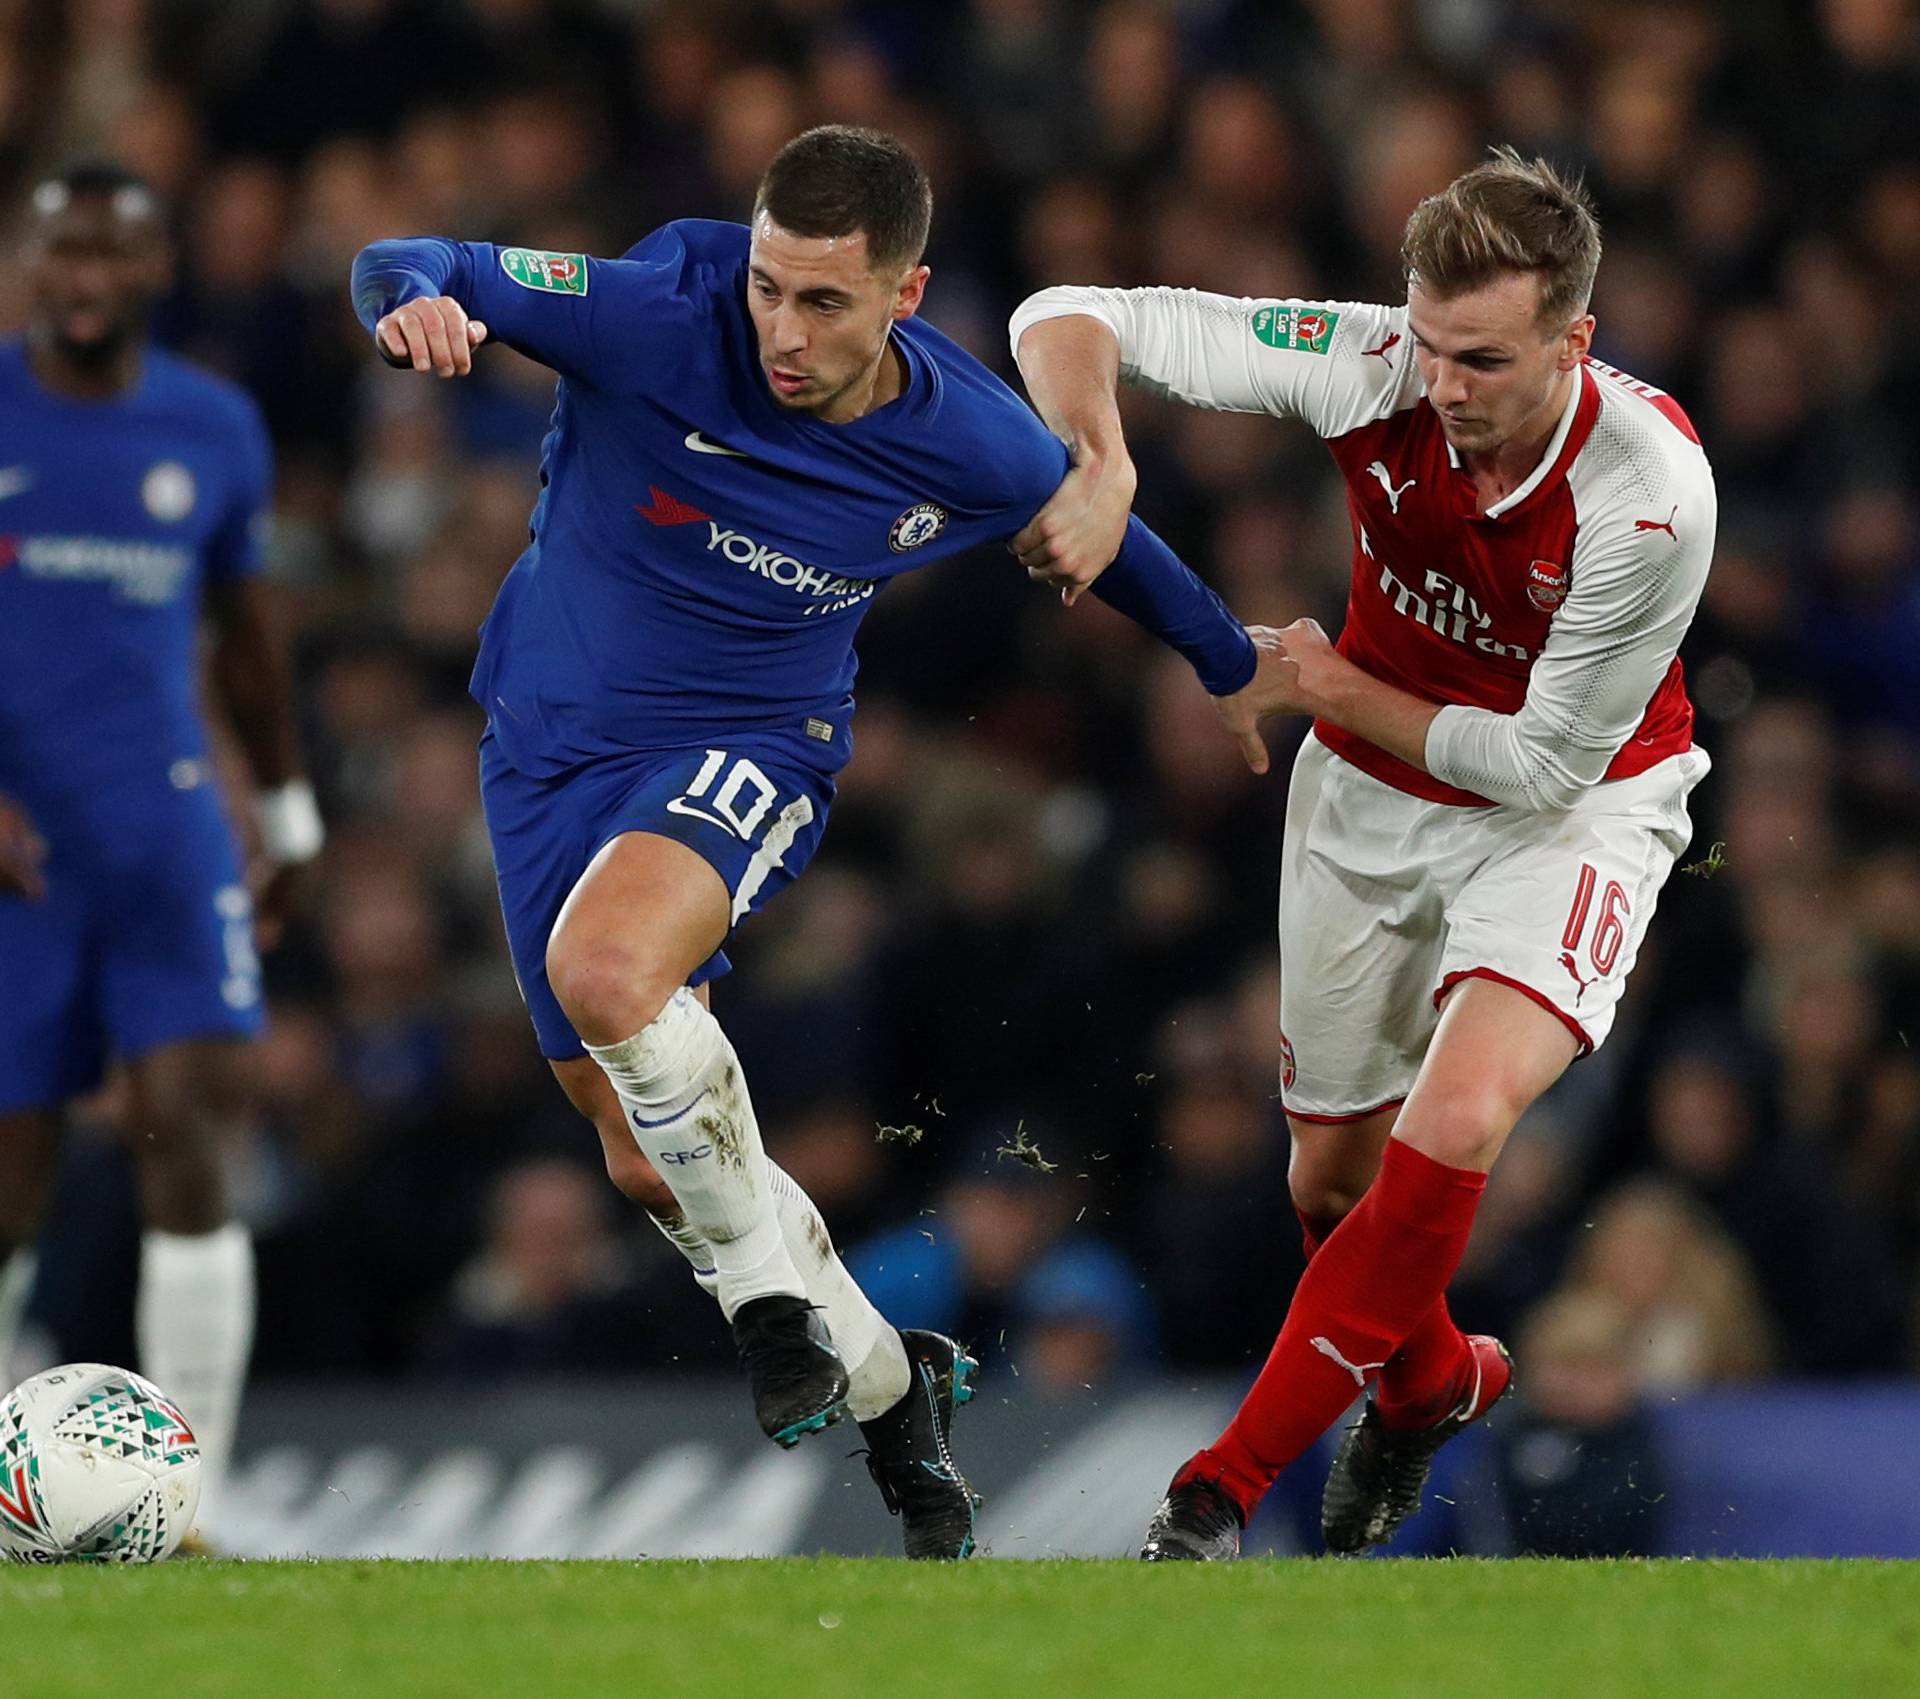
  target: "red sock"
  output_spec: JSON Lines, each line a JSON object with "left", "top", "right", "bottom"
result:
{"left": 1296, "top": 1206, "right": 1475, "bottom": 1431}
{"left": 1189, "top": 1140, "right": 1486, "bottom": 1516}
{"left": 1376, "top": 1300, "right": 1475, "bottom": 1428}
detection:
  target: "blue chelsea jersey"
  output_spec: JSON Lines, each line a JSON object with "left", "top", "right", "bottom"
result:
{"left": 0, "top": 339, "right": 271, "bottom": 798}
{"left": 353, "top": 219, "right": 1254, "bottom": 778}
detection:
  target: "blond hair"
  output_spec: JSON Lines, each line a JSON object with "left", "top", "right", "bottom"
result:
{"left": 1401, "top": 146, "right": 1602, "bottom": 327}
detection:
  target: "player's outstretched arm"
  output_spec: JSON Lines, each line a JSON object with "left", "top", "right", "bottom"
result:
{"left": 352, "top": 236, "right": 661, "bottom": 387}
{"left": 1084, "top": 516, "right": 1261, "bottom": 746}
{"left": 1010, "top": 314, "right": 1137, "bottom": 605}
{"left": 0, "top": 790, "right": 47, "bottom": 901}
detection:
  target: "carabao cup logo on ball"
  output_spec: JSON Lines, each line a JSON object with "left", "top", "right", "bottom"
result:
{"left": 888, "top": 502, "right": 948, "bottom": 553}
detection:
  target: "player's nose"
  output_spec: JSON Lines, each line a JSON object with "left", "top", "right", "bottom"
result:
{"left": 1429, "top": 361, "right": 1471, "bottom": 406}
{"left": 770, "top": 305, "right": 808, "bottom": 354}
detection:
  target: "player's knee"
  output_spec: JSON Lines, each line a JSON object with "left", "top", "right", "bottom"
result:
{"left": 545, "top": 934, "right": 678, "bottom": 1046}
{"left": 1288, "top": 1173, "right": 1365, "bottom": 1225}
{"left": 1286, "top": 1137, "right": 1373, "bottom": 1224}
{"left": 1395, "top": 1085, "right": 1524, "bottom": 1171}
{"left": 600, "top": 1129, "right": 676, "bottom": 1215}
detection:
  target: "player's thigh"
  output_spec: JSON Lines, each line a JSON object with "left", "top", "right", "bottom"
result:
{"left": 1394, "top": 977, "right": 1581, "bottom": 1171}
{"left": 0, "top": 1108, "right": 63, "bottom": 1241}
{"left": 546, "top": 831, "right": 734, "bottom": 1040}
{"left": 0, "top": 868, "right": 109, "bottom": 1114}
{"left": 548, "top": 1053, "right": 675, "bottom": 1215}
{"left": 1279, "top": 735, "right": 1448, "bottom": 1121}
{"left": 482, "top": 734, "right": 831, "bottom": 1058}
{"left": 1439, "top": 749, "right": 1709, "bottom": 1057}
{"left": 98, "top": 788, "right": 264, "bottom": 1065}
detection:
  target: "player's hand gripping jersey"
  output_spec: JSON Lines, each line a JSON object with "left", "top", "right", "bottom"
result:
{"left": 353, "top": 222, "right": 1255, "bottom": 780}
{"left": 1010, "top": 288, "right": 1715, "bottom": 812}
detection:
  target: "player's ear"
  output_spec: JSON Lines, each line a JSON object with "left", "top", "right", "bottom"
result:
{"left": 1561, "top": 312, "right": 1594, "bottom": 370}
{"left": 892, "top": 264, "right": 930, "bottom": 323}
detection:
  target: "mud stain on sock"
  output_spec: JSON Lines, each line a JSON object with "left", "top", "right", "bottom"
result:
{"left": 697, "top": 1063, "right": 752, "bottom": 1179}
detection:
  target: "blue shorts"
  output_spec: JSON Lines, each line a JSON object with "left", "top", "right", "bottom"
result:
{"left": 0, "top": 770, "right": 263, "bottom": 1113}
{"left": 479, "top": 731, "right": 834, "bottom": 1060}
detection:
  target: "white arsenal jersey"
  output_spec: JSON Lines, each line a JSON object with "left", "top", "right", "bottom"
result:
{"left": 1010, "top": 288, "right": 1716, "bottom": 811}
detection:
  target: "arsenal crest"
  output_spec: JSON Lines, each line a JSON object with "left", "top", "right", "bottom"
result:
{"left": 1526, "top": 559, "right": 1567, "bottom": 612}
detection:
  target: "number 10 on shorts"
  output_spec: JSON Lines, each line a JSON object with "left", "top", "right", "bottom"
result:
{"left": 668, "top": 749, "right": 779, "bottom": 841}
{"left": 1562, "top": 861, "right": 1630, "bottom": 977}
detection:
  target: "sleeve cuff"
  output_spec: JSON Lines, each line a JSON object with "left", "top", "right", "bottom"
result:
{"left": 1008, "top": 289, "right": 1125, "bottom": 365}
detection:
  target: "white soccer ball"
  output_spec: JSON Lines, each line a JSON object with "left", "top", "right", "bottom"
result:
{"left": 0, "top": 1363, "right": 202, "bottom": 1564}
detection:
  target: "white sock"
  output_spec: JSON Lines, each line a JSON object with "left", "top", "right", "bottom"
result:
{"left": 587, "top": 988, "right": 804, "bottom": 1319}
{"left": 648, "top": 1210, "right": 719, "bottom": 1296}
{"left": 768, "top": 1162, "right": 909, "bottom": 1422}
{"left": 641, "top": 1168, "right": 906, "bottom": 1417}
{"left": 0, "top": 1248, "right": 36, "bottom": 1386}
{"left": 137, "top": 1224, "right": 254, "bottom": 1531}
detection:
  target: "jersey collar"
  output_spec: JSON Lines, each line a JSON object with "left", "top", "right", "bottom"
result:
{"left": 1445, "top": 364, "right": 1597, "bottom": 521}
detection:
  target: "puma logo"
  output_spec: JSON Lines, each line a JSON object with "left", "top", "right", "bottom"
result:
{"left": 1311, "top": 1335, "right": 1387, "bottom": 1389}
{"left": 1366, "top": 461, "right": 1416, "bottom": 514}
{"left": 1634, "top": 505, "right": 1678, "bottom": 540}
{"left": 1558, "top": 951, "right": 1596, "bottom": 1004}
{"left": 1362, "top": 331, "right": 1401, "bottom": 366}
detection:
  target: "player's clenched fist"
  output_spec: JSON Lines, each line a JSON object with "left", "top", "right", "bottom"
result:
{"left": 374, "top": 295, "right": 489, "bottom": 377}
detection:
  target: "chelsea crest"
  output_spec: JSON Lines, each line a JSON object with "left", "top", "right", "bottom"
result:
{"left": 888, "top": 501, "right": 948, "bottom": 553}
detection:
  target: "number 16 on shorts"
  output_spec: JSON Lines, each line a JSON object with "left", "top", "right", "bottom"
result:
{"left": 1559, "top": 861, "right": 1629, "bottom": 1003}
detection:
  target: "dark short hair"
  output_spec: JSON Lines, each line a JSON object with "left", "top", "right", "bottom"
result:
{"left": 1401, "top": 146, "right": 1601, "bottom": 326}
{"left": 754, "top": 125, "right": 932, "bottom": 271}
{"left": 30, "top": 158, "right": 165, "bottom": 223}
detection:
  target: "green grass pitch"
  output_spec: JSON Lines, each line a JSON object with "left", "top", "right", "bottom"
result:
{"left": 3, "top": 1557, "right": 1913, "bottom": 1698}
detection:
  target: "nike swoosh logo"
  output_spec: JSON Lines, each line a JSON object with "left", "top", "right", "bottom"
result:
{"left": 684, "top": 430, "right": 748, "bottom": 458}
{"left": 631, "top": 1085, "right": 710, "bottom": 1130}
{"left": 666, "top": 796, "right": 745, "bottom": 838}
{"left": 0, "top": 467, "right": 34, "bottom": 500}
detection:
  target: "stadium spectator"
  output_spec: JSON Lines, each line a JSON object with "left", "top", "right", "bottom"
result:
{"left": 1561, "top": 1179, "right": 1775, "bottom": 1391}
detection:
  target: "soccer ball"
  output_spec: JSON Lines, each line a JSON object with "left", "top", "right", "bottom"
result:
{"left": 0, "top": 1363, "right": 202, "bottom": 1564}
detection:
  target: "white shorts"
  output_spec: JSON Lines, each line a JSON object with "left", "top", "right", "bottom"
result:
{"left": 1277, "top": 732, "right": 1709, "bottom": 1122}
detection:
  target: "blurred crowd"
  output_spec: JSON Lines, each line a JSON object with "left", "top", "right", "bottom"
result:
{"left": 11, "top": 0, "right": 1920, "bottom": 1489}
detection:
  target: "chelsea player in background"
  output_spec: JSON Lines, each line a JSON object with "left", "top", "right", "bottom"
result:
{"left": 352, "top": 126, "right": 1275, "bottom": 1560}
{"left": 0, "top": 164, "right": 323, "bottom": 1538}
